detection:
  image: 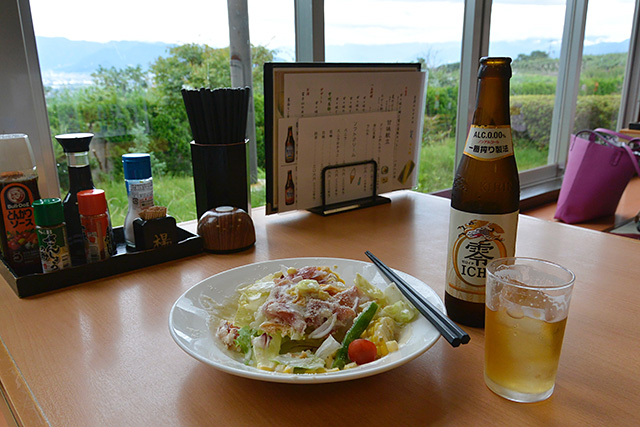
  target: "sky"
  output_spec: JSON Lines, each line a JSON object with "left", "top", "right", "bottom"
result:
{"left": 29, "top": 0, "right": 635, "bottom": 49}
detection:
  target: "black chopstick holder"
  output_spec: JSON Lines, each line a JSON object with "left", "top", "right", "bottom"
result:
{"left": 365, "top": 251, "right": 470, "bottom": 347}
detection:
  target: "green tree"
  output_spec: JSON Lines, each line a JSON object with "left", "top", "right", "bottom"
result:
{"left": 148, "top": 43, "right": 274, "bottom": 173}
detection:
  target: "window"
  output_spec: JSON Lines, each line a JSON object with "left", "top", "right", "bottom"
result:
{"left": 23, "top": 0, "right": 296, "bottom": 224}
{"left": 3, "top": 0, "right": 640, "bottom": 214}
{"left": 489, "top": 0, "right": 566, "bottom": 173}
{"left": 458, "top": 0, "right": 640, "bottom": 204}
{"left": 574, "top": 0, "right": 636, "bottom": 133}
{"left": 324, "top": 0, "right": 465, "bottom": 193}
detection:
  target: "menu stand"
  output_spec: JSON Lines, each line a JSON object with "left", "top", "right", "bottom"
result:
{"left": 308, "top": 160, "right": 390, "bottom": 216}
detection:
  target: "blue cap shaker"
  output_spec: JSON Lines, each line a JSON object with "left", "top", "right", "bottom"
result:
{"left": 122, "top": 153, "right": 152, "bottom": 180}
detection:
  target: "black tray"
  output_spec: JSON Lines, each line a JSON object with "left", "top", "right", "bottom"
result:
{"left": 0, "top": 226, "right": 203, "bottom": 298}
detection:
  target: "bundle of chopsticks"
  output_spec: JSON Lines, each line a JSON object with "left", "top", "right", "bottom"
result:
{"left": 181, "top": 87, "right": 250, "bottom": 145}
{"left": 365, "top": 251, "right": 470, "bottom": 347}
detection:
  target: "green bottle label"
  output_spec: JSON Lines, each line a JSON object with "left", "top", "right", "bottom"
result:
{"left": 37, "top": 226, "right": 71, "bottom": 273}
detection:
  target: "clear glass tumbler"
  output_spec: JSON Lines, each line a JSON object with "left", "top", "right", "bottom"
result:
{"left": 484, "top": 257, "right": 575, "bottom": 403}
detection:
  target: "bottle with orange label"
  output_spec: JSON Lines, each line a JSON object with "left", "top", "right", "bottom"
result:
{"left": 445, "top": 57, "right": 520, "bottom": 327}
{"left": 0, "top": 134, "right": 42, "bottom": 276}
{"left": 77, "top": 189, "right": 116, "bottom": 263}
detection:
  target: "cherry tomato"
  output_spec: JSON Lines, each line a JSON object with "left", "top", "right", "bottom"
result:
{"left": 347, "top": 338, "right": 377, "bottom": 365}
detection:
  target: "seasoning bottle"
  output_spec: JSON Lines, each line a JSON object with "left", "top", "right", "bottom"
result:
{"left": 122, "top": 153, "right": 154, "bottom": 248}
{"left": 32, "top": 198, "right": 71, "bottom": 273}
{"left": 0, "top": 134, "right": 42, "bottom": 276}
{"left": 445, "top": 57, "right": 520, "bottom": 327}
{"left": 77, "top": 189, "right": 116, "bottom": 263}
{"left": 55, "top": 133, "right": 95, "bottom": 266}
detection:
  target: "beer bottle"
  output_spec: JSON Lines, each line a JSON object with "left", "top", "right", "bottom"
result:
{"left": 445, "top": 57, "right": 519, "bottom": 327}
{"left": 285, "top": 126, "right": 295, "bottom": 163}
{"left": 285, "top": 170, "right": 295, "bottom": 205}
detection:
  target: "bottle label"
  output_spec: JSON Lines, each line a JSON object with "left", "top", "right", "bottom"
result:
{"left": 128, "top": 181, "right": 154, "bottom": 210}
{"left": 37, "top": 226, "right": 71, "bottom": 273}
{"left": 446, "top": 208, "right": 518, "bottom": 303}
{"left": 463, "top": 125, "right": 514, "bottom": 161}
{"left": 81, "top": 214, "right": 115, "bottom": 263}
{"left": 1, "top": 183, "right": 39, "bottom": 266}
{"left": 285, "top": 143, "right": 295, "bottom": 163}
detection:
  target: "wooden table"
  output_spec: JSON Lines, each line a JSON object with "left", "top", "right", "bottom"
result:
{"left": 1, "top": 191, "right": 638, "bottom": 426}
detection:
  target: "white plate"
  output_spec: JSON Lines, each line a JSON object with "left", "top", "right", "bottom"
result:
{"left": 168, "top": 257, "right": 443, "bottom": 384}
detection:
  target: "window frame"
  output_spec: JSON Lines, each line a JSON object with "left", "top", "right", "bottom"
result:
{"left": 1, "top": 0, "right": 59, "bottom": 198}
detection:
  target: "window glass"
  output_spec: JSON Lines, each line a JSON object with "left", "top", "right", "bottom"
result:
{"left": 489, "top": 0, "right": 566, "bottom": 173}
{"left": 325, "top": 0, "right": 465, "bottom": 192}
{"left": 29, "top": 0, "right": 293, "bottom": 223}
{"left": 574, "top": 0, "right": 635, "bottom": 133}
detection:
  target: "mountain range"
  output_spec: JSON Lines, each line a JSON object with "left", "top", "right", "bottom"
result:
{"left": 35, "top": 36, "right": 630, "bottom": 87}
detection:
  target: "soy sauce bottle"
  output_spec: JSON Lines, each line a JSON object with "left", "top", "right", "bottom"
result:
{"left": 55, "top": 133, "right": 95, "bottom": 266}
{"left": 444, "top": 57, "right": 520, "bottom": 327}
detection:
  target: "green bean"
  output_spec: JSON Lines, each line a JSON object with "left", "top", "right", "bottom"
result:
{"left": 332, "top": 301, "right": 379, "bottom": 369}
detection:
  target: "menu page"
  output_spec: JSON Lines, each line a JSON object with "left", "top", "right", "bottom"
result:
{"left": 274, "top": 69, "right": 426, "bottom": 213}
{"left": 277, "top": 112, "right": 396, "bottom": 210}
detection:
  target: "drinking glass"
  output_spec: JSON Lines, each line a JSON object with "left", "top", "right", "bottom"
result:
{"left": 484, "top": 257, "right": 575, "bottom": 403}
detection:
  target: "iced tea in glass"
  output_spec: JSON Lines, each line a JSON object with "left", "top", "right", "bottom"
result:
{"left": 484, "top": 257, "right": 575, "bottom": 402}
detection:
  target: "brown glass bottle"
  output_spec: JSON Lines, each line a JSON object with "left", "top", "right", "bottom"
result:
{"left": 445, "top": 57, "right": 520, "bottom": 327}
{"left": 285, "top": 126, "right": 295, "bottom": 163}
{"left": 284, "top": 170, "right": 295, "bottom": 205}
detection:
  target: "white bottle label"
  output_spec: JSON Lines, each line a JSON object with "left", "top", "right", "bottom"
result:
{"left": 463, "top": 125, "right": 514, "bottom": 161}
{"left": 129, "top": 181, "right": 154, "bottom": 210}
{"left": 446, "top": 207, "right": 518, "bottom": 303}
{"left": 124, "top": 180, "right": 154, "bottom": 245}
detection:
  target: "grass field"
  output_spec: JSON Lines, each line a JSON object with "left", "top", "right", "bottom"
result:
{"left": 98, "top": 139, "right": 547, "bottom": 225}
{"left": 99, "top": 175, "right": 266, "bottom": 226}
{"left": 415, "top": 136, "right": 548, "bottom": 193}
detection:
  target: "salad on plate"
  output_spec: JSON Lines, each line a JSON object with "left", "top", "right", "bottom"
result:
{"left": 208, "top": 265, "right": 418, "bottom": 374}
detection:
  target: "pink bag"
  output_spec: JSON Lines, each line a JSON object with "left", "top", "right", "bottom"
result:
{"left": 554, "top": 128, "right": 640, "bottom": 223}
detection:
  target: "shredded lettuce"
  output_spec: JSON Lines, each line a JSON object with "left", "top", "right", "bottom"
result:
{"left": 314, "top": 334, "right": 341, "bottom": 363}
{"left": 252, "top": 333, "right": 282, "bottom": 369}
{"left": 233, "top": 275, "right": 277, "bottom": 326}
{"left": 289, "top": 279, "right": 331, "bottom": 300}
{"left": 382, "top": 283, "right": 417, "bottom": 323}
{"left": 234, "top": 326, "right": 259, "bottom": 362}
{"left": 274, "top": 353, "right": 325, "bottom": 371}
{"left": 381, "top": 300, "right": 416, "bottom": 323}
{"left": 355, "top": 273, "right": 385, "bottom": 302}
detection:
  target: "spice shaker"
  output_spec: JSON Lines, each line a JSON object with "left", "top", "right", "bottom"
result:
{"left": 0, "top": 134, "right": 42, "bottom": 276}
{"left": 77, "top": 189, "right": 116, "bottom": 263}
{"left": 33, "top": 198, "right": 72, "bottom": 273}
{"left": 122, "top": 153, "right": 154, "bottom": 248}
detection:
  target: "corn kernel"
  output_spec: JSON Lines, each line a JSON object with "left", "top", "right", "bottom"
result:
{"left": 378, "top": 342, "right": 389, "bottom": 357}
{"left": 258, "top": 364, "right": 275, "bottom": 371}
{"left": 386, "top": 340, "right": 399, "bottom": 353}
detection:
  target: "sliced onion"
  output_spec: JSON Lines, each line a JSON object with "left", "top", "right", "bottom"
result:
{"left": 252, "top": 333, "right": 272, "bottom": 349}
{"left": 308, "top": 313, "right": 337, "bottom": 339}
{"left": 351, "top": 296, "right": 360, "bottom": 312}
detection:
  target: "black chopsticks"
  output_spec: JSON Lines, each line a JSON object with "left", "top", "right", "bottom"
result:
{"left": 181, "top": 87, "right": 251, "bottom": 145}
{"left": 365, "top": 251, "right": 470, "bottom": 347}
